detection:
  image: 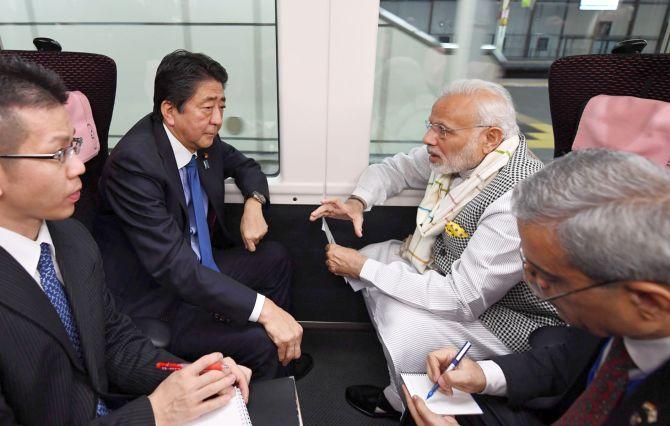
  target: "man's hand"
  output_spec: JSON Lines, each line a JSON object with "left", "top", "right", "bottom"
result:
{"left": 258, "top": 299, "right": 303, "bottom": 366}
{"left": 240, "top": 198, "right": 268, "bottom": 252}
{"left": 403, "top": 385, "right": 460, "bottom": 426}
{"left": 309, "top": 198, "right": 365, "bottom": 237}
{"left": 148, "top": 353, "right": 238, "bottom": 426}
{"left": 325, "top": 243, "right": 367, "bottom": 278}
{"left": 426, "top": 348, "right": 486, "bottom": 396}
{"left": 222, "top": 357, "right": 251, "bottom": 403}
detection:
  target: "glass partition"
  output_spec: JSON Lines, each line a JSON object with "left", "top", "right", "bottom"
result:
{"left": 373, "top": 0, "right": 670, "bottom": 165}
{"left": 1, "top": 0, "right": 280, "bottom": 174}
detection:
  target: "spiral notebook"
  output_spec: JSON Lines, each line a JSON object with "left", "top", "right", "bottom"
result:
{"left": 186, "top": 387, "right": 252, "bottom": 425}
{"left": 401, "top": 373, "right": 483, "bottom": 415}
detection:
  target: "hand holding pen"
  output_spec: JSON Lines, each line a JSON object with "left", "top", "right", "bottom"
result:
{"left": 425, "top": 341, "right": 487, "bottom": 398}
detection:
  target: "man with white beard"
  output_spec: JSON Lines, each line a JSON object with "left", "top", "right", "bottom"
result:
{"left": 310, "top": 79, "right": 563, "bottom": 418}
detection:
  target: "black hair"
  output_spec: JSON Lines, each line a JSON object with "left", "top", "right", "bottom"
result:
{"left": 153, "top": 49, "right": 228, "bottom": 118}
{"left": 0, "top": 57, "right": 67, "bottom": 153}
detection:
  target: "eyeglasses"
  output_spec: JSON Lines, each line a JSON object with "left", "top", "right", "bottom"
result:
{"left": 519, "top": 249, "right": 620, "bottom": 303}
{"left": 0, "top": 138, "right": 83, "bottom": 164}
{"left": 424, "top": 120, "right": 490, "bottom": 138}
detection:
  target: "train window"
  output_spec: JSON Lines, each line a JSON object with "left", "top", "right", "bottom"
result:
{"left": 371, "top": 0, "right": 670, "bottom": 165}
{"left": 1, "top": 0, "right": 280, "bottom": 175}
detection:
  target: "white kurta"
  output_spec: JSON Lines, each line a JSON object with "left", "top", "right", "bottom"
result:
{"left": 348, "top": 146, "right": 525, "bottom": 410}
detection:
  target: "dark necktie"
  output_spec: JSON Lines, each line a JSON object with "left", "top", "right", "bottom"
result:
{"left": 554, "top": 337, "right": 635, "bottom": 426}
{"left": 38, "top": 243, "right": 109, "bottom": 417}
{"left": 185, "top": 155, "right": 220, "bottom": 272}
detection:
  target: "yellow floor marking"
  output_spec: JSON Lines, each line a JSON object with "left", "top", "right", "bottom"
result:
{"left": 517, "top": 112, "right": 555, "bottom": 149}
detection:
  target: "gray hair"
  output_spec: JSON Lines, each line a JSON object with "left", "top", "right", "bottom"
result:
{"left": 513, "top": 149, "right": 670, "bottom": 285}
{"left": 442, "top": 79, "right": 519, "bottom": 139}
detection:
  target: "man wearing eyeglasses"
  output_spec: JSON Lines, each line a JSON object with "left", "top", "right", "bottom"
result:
{"left": 403, "top": 149, "right": 670, "bottom": 426}
{"left": 0, "top": 57, "right": 252, "bottom": 424}
{"left": 310, "top": 79, "right": 562, "bottom": 417}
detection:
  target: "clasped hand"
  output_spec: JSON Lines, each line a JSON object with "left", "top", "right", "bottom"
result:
{"left": 148, "top": 353, "right": 251, "bottom": 426}
{"left": 240, "top": 198, "right": 268, "bottom": 252}
{"left": 325, "top": 243, "right": 367, "bottom": 278}
{"left": 309, "top": 198, "right": 368, "bottom": 278}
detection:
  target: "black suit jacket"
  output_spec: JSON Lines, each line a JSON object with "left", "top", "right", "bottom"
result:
{"left": 492, "top": 326, "right": 670, "bottom": 425}
{"left": 0, "top": 219, "right": 181, "bottom": 425}
{"left": 95, "top": 114, "right": 270, "bottom": 325}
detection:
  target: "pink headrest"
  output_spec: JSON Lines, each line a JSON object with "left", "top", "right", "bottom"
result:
{"left": 572, "top": 95, "right": 670, "bottom": 167}
{"left": 64, "top": 91, "right": 100, "bottom": 163}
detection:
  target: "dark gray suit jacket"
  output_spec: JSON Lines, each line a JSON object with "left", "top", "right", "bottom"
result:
{"left": 0, "top": 219, "right": 181, "bottom": 425}
{"left": 491, "top": 326, "right": 670, "bottom": 425}
{"left": 95, "top": 114, "right": 269, "bottom": 325}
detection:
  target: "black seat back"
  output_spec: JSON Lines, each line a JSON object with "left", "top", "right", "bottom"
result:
{"left": 0, "top": 50, "right": 117, "bottom": 231}
{"left": 548, "top": 53, "right": 670, "bottom": 158}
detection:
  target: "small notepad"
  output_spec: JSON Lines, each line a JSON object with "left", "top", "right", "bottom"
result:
{"left": 402, "top": 373, "right": 483, "bottom": 416}
{"left": 186, "top": 387, "right": 252, "bottom": 425}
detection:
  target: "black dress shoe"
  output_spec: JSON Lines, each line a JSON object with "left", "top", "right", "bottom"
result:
{"left": 345, "top": 385, "right": 401, "bottom": 419}
{"left": 291, "top": 353, "right": 314, "bottom": 381}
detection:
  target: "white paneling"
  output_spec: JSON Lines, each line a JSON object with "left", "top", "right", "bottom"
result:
{"left": 323, "top": 0, "right": 380, "bottom": 198}
{"left": 271, "top": 0, "right": 331, "bottom": 203}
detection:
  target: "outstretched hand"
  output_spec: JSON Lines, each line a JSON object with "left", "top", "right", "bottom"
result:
{"left": 309, "top": 198, "right": 365, "bottom": 237}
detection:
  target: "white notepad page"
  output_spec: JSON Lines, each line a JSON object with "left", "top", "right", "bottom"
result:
{"left": 186, "top": 387, "right": 252, "bottom": 425}
{"left": 401, "top": 373, "right": 483, "bottom": 416}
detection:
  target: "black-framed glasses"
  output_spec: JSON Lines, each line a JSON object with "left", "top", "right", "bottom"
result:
{"left": 424, "top": 120, "right": 490, "bottom": 138}
{"left": 519, "top": 249, "right": 620, "bottom": 303}
{"left": 0, "top": 138, "right": 83, "bottom": 164}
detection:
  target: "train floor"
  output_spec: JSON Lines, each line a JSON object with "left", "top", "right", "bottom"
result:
{"left": 296, "top": 328, "right": 399, "bottom": 426}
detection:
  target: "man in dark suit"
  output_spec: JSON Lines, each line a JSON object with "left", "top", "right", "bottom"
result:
{"left": 95, "top": 50, "right": 305, "bottom": 381}
{"left": 0, "top": 57, "right": 250, "bottom": 424}
{"left": 402, "top": 149, "right": 670, "bottom": 426}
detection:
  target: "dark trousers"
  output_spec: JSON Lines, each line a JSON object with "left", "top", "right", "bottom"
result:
{"left": 168, "top": 241, "right": 292, "bottom": 381}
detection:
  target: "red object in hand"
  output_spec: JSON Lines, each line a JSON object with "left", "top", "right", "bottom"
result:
{"left": 156, "top": 361, "right": 225, "bottom": 372}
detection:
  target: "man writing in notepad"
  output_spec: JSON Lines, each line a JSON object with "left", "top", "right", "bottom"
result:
{"left": 0, "top": 56, "right": 251, "bottom": 425}
{"left": 403, "top": 150, "right": 670, "bottom": 425}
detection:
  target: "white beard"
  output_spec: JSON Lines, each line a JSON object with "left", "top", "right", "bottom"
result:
{"left": 427, "top": 137, "right": 482, "bottom": 175}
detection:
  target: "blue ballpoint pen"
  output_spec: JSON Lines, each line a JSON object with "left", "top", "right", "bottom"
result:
{"left": 426, "top": 341, "right": 472, "bottom": 400}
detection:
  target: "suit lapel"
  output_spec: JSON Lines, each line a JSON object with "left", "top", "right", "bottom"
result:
{"left": 198, "top": 139, "right": 225, "bottom": 229}
{"left": 0, "top": 244, "right": 85, "bottom": 371}
{"left": 48, "top": 221, "right": 103, "bottom": 386}
{"left": 153, "top": 117, "right": 188, "bottom": 216}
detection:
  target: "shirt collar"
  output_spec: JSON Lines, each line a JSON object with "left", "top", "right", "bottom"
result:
{"left": 0, "top": 221, "right": 54, "bottom": 279}
{"left": 458, "top": 168, "right": 474, "bottom": 179}
{"left": 163, "top": 123, "right": 196, "bottom": 169}
{"left": 624, "top": 336, "right": 670, "bottom": 374}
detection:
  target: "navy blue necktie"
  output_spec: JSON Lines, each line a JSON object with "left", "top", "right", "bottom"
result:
{"left": 38, "top": 243, "right": 109, "bottom": 417}
{"left": 185, "top": 156, "right": 220, "bottom": 272}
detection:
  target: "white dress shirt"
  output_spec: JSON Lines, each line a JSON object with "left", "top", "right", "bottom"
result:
{"left": 163, "top": 124, "right": 265, "bottom": 322}
{"left": 479, "top": 335, "right": 670, "bottom": 397}
{"left": 352, "top": 146, "right": 524, "bottom": 322}
{"left": 0, "top": 222, "right": 62, "bottom": 290}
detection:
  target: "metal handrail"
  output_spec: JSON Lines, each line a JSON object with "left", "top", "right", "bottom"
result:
{"left": 378, "top": 7, "right": 495, "bottom": 55}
